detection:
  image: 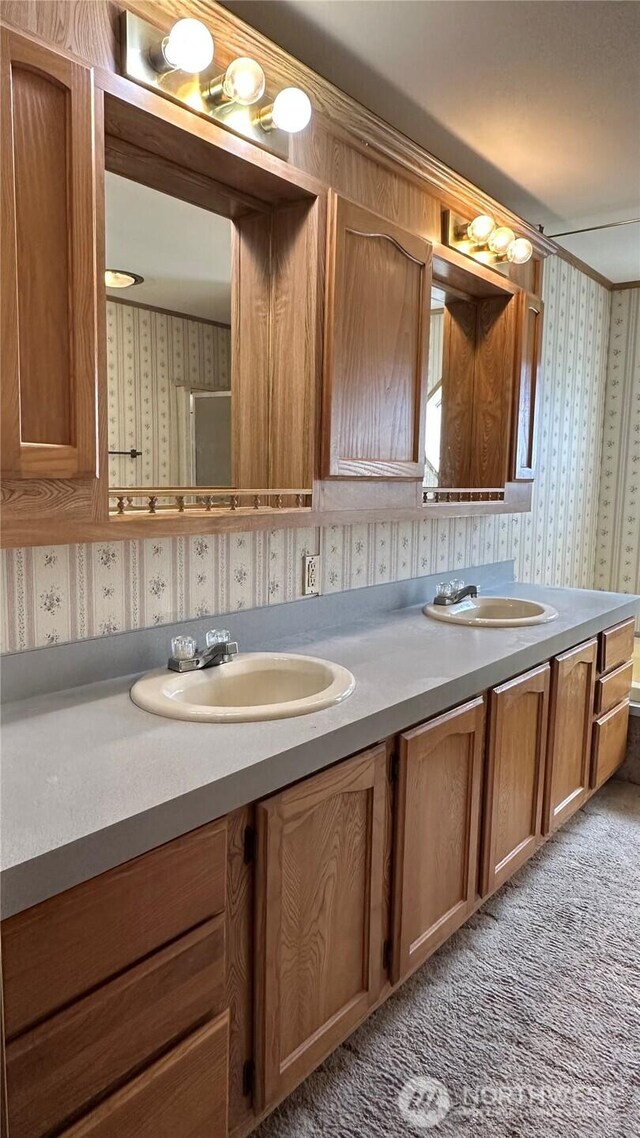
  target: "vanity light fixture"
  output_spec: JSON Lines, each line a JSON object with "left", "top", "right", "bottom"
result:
{"left": 150, "top": 18, "right": 214, "bottom": 74}
{"left": 202, "top": 57, "right": 266, "bottom": 107}
{"left": 444, "top": 210, "right": 533, "bottom": 266}
{"left": 104, "top": 269, "right": 144, "bottom": 289}
{"left": 122, "top": 11, "right": 312, "bottom": 159}
{"left": 256, "top": 87, "right": 313, "bottom": 133}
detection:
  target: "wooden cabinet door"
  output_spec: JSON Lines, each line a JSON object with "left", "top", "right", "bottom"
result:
{"left": 543, "top": 639, "right": 597, "bottom": 834}
{"left": 1, "top": 29, "right": 99, "bottom": 483}
{"left": 254, "top": 745, "right": 387, "bottom": 1110}
{"left": 392, "top": 697, "right": 485, "bottom": 984}
{"left": 511, "top": 292, "right": 543, "bottom": 480}
{"left": 482, "top": 664, "right": 550, "bottom": 895}
{"left": 322, "top": 193, "right": 432, "bottom": 478}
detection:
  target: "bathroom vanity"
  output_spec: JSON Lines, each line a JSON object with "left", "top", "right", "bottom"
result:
{"left": 1, "top": 585, "right": 636, "bottom": 1138}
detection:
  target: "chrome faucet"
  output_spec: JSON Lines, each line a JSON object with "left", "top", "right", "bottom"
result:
{"left": 168, "top": 629, "right": 239, "bottom": 673}
{"left": 433, "top": 580, "right": 479, "bottom": 607}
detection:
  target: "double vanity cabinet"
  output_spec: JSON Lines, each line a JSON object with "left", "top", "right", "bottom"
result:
{"left": 1, "top": 615, "right": 634, "bottom": 1138}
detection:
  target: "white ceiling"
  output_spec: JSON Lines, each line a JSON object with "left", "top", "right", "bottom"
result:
{"left": 105, "top": 173, "right": 232, "bottom": 321}
{"left": 223, "top": 0, "right": 640, "bottom": 283}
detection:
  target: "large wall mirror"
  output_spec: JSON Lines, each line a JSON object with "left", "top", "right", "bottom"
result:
{"left": 106, "top": 173, "right": 233, "bottom": 494}
{"left": 424, "top": 254, "right": 519, "bottom": 497}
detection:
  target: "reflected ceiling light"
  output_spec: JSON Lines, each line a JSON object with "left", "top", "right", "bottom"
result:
{"left": 203, "top": 57, "right": 266, "bottom": 107}
{"left": 152, "top": 18, "right": 214, "bottom": 74}
{"left": 488, "top": 226, "right": 516, "bottom": 256}
{"left": 258, "top": 87, "right": 312, "bottom": 133}
{"left": 506, "top": 236, "right": 533, "bottom": 264}
{"left": 466, "top": 214, "right": 496, "bottom": 245}
{"left": 105, "top": 269, "right": 144, "bottom": 289}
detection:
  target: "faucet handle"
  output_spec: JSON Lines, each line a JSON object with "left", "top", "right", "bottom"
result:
{"left": 171, "top": 635, "right": 197, "bottom": 661}
{"left": 205, "top": 629, "right": 231, "bottom": 648}
{"left": 435, "top": 581, "right": 452, "bottom": 598}
{"left": 450, "top": 579, "right": 464, "bottom": 592}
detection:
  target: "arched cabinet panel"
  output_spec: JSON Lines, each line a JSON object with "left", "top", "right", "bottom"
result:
{"left": 322, "top": 193, "right": 432, "bottom": 479}
{"left": 1, "top": 29, "right": 99, "bottom": 485}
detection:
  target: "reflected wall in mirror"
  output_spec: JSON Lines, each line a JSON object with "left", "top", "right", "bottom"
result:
{"left": 105, "top": 172, "right": 232, "bottom": 491}
{"left": 424, "top": 265, "right": 517, "bottom": 492}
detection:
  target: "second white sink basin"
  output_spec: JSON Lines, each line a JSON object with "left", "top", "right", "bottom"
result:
{"left": 130, "top": 652, "right": 356, "bottom": 723}
{"left": 423, "top": 596, "right": 558, "bottom": 627}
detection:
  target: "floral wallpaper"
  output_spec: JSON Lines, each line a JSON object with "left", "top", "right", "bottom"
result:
{"left": 595, "top": 287, "right": 640, "bottom": 628}
{"left": 107, "top": 300, "right": 231, "bottom": 487}
{"left": 0, "top": 258, "right": 613, "bottom": 654}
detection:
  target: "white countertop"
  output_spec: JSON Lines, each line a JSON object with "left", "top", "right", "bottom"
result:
{"left": 2, "top": 582, "right": 638, "bottom": 917}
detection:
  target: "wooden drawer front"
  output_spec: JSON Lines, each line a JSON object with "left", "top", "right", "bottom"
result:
{"left": 598, "top": 619, "right": 635, "bottom": 676}
{"left": 591, "top": 701, "right": 630, "bottom": 789}
{"left": 6, "top": 917, "right": 225, "bottom": 1138}
{"left": 59, "top": 1014, "right": 229, "bottom": 1138}
{"left": 3, "top": 819, "right": 226, "bottom": 1038}
{"left": 595, "top": 660, "right": 633, "bottom": 716}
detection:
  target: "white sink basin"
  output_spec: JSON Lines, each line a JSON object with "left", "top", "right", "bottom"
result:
{"left": 423, "top": 596, "right": 558, "bottom": 627}
{"left": 130, "top": 652, "right": 356, "bottom": 723}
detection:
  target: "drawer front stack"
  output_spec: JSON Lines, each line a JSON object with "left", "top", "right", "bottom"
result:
{"left": 3, "top": 821, "right": 229, "bottom": 1138}
{"left": 592, "top": 619, "right": 634, "bottom": 789}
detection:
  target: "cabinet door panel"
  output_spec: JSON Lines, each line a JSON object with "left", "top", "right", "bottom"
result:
{"left": 392, "top": 697, "right": 485, "bottom": 983}
{"left": 323, "top": 193, "right": 431, "bottom": 478}
{"left": 1, "top": 29, "right": 98, "bottom": 482}
{"left": 482, "top": 664, "right": 549, "bottom": 895}
{"left": 543, "top": 639, "right": 597, "bottom": 834}
{"left": 254, "top": 745, "right": 387, "bottom": 1110}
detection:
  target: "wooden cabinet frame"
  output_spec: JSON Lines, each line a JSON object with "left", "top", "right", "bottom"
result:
{"left": 0, "top": 25, "right": 544, "bottom": 548}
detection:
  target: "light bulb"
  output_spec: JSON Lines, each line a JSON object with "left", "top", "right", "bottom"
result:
{"left": 162, "top": 19, "right": 214, "bottom": 73}
{"left": 488, "top": 226, "right": 516, "bottom": 256}
{"left": 506, "top": 237, "right": 533, "bottom": 264}
{"left": 105, "top": 270, "right": 143, "bottom": 289}
{"left": 223, "top": 57, "right": 265, "bottom": 106}
{"left": 271, "top": 87, "right": 312, "bottom": 133}
{"left": 466, "top": 214, "right": 496, "bottom": 245}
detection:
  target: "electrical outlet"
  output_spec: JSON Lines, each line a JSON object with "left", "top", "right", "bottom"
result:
{"left": 303, "top": 554, "right": 320, "bottom": 596}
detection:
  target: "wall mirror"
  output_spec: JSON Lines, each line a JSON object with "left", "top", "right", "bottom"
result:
{"left": 423, "top": 252, "right": 519, "bottom": 498}
{"left": 106, "top": 172, "right": 233, "bottom": 496}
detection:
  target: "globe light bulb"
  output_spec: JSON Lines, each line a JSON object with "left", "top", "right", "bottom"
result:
{"left": 162, "top": 19, "right": 214, "bottom": 73}
{"left": 488, "top": 226, "right": 516, "bottom": 256}
{"left": 466, "top": 214, "right": 496, "bottom": 245}
{"left": 506, "top": 237, "right": 533, "bottom": 264}
{"left": 271, "top": 87, "right": 312, "bottom": 133}
{"left": 223, "top": 57, "right": 265, "bottom": 106}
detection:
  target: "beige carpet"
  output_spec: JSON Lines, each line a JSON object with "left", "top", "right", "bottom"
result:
{"left": 256, "top": 779, "right": 640, "bottom": 1137}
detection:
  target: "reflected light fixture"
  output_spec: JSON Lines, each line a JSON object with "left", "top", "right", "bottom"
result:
{"left": 202, "top": 57, "right": 266, "bottom": 106}
{"left": 488, "top": 226, "right": 516, "bottom": 256}
{"left": 257, "top": 87, "right": 312, "bottom": 133}
{"left": 466, "top": 214, "right": 496, "bottom": 245}
{"left": 105, "top": 269, "right": 144, "bottom": 289}
{"left": 151, "top": 18, "right": 214, "bottom": 74}
{"left": 506, "top": 236, "right": 533, "bottom": 264}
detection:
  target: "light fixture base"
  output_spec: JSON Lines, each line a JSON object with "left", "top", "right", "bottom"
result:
{"left": 121, "top": 12, "right": 290, "bottom": 161}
